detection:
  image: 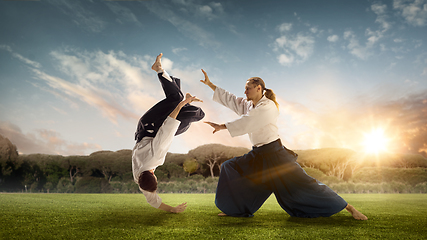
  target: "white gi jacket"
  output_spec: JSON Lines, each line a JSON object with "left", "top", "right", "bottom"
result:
{"left": 132, "top": 116, "right": 180, "bottom": 208}
{"left": 213, "top": 87, "right": 279, "bottom": 147}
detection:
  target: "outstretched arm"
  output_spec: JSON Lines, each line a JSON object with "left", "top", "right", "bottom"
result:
{"left": 158, "top": 202, "right": 187, "bottom": 213}
{"left": 205, "top": 121, "right": 227, "bottom": 134}
{"left": 200, "top": 69, "right": 216, "bottom": 91}
{"left": 169, "top": 93, "right": 202, "bottom": 119}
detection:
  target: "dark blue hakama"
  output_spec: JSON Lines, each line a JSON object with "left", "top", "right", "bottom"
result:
{"left": 215, "top": 139, "right": 347, "bottom": 217}
{"left": 135, "top": 73, "right": 205, "bottom": 143}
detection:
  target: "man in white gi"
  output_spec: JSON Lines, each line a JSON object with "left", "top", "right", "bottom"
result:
{"left": 132, "top": 53, "right": 204, "bottom": 213}
{"left": 200, "top": 69, "right": 367, "bottom": 220}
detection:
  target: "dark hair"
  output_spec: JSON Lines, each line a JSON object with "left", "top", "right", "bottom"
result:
{"left": 247, "top": 77, "right": 279, "bottom": 109}
{"left": 138, "top": 170, "right": 157, "bottom": 192}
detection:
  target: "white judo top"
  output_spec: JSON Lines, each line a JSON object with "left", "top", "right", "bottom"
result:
{"left": 213, "top": 87, "right": 280, "bottom": 147}
{"left": 132, "top": 116, "right": 180, "bottom": 208}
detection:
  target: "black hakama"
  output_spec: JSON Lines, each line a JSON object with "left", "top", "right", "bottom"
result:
{"left": 215, "top": 139, "right": 347, "bottom": 217}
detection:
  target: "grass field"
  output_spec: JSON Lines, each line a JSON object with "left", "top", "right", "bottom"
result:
{"left": 1, "top": 193, "right": 426, "bottom": 239}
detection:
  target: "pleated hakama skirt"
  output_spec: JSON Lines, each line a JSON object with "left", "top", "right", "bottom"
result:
{"left": 215, "top": 139, "right": 347, "bottom": 217}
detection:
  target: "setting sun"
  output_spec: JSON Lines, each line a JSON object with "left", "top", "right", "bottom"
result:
{"left": 362, "top": 128, "right": 390, "bottom": 154}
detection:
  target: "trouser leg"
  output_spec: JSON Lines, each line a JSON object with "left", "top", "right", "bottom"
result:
{"left": 215, "top": 154, "right": 272, "bottom": 217}
{"left": 134, "top": 72, "right": 204, "bottom": 141}
{"left": 135, "top": 72, "right": 183, "bottom": 142}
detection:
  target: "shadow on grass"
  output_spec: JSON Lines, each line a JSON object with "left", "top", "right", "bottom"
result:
{"left": 91, "top": 208, "right": 366, "bottom": 229}
{"left": 210, "top": 210, "right": 367, "bottom": 228}
{"left": 285, "top": 215, "right": 365, "bottom": 226}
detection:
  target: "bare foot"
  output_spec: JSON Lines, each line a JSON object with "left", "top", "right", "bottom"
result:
{"left": 218, "top": 212, "right": 227, "bottom": 216}
{"left": 151, "top": 53, "right": 163, "bottom": 72}
{"left": 185, "top": 93, "right": 203, "bottom": 103}
{"left": 345, "top": 204, "right": 368, "bottom": 220}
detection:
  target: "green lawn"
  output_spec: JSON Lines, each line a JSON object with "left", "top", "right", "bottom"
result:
{"left": 1, "top": 193, "right": 426, "bottom": 239}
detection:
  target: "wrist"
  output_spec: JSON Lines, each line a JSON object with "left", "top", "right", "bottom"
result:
{"left": 209, "top": 83, "right": 216, "bottom": 90}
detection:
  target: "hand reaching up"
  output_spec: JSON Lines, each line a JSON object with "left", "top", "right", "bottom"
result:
{"left": 200, "top": 69, "right": 216, "bottom": 91}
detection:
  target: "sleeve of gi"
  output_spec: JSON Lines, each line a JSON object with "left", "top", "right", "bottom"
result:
{"left": 142, "top": 189, "right": 162, "bottom": 208}
{"left": 151, "top": 116, "right": 181, "bottom": 162}
{"left": 213, "top": 87, "right": 251, "bottom": 116}
{"left": 225, "top": 100, "right": 278, "bottom": 137}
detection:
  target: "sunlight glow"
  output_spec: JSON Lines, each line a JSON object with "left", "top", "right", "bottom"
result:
{"left": 362, "top": 128, "right": 390, "bottom": 154}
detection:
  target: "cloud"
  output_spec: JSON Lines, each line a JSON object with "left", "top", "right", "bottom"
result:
{"left": 381, "top": 91, "right": 427, "bottom": 154}
{"left": 276, "top": 89, "right": 427, "bottom": 156}
{"left": 31, "top": 68, "right": 139, "bottom": 125}
{"left": 0, "top": 45, "right": 42, "bottom": 68}
{"left": 105, "top": 2, "right": 142, "bottom": 25}
{"left": 144, "top": 1, "right": 221, "bottom": 49}
{"left": 278, "top": 23, "right": 292, "bottom": 32}
{"left": 371, "top": 3, "right": 392, "bottom": 31}
{"left": 46, "top": 0, "right": 106, "bottom": 32}
{"left": 2, "top": 45, "right": 165, "bottom": 124}
{"left": 393, "top": 0, "right": 427, "bottom": 26}
{"left": 310, "top": 27, "right": 319, "bottom": 34}
{"left": 0, "top": 121, "right": 102, "bottom": 155}
{"left": 327, "top": 35, "right": 339, "bottom": 42}
{"left": 273, "top": 30, "right": 315, "bottom": 66}
{"left": 41, "top": 48, "right": 177, "bottom": 123}
{"left": 343, "top": 30, "right": 371, "bottom": 60}
{"left": 172, "top": 47, "right": 188, "bottom": 55}
{"left": 342, "top": 2, "right": 394, "bottom": 60}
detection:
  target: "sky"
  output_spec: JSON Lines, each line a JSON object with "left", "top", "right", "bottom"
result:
{"left": 0, "top": 0, "right": 426, "bottom": 157}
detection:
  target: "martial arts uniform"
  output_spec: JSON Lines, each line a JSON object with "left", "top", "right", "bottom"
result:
{"left": 132, "top": 70, "right": 204, "bottom": 208}
{"left": 213, "top": 87, "right": 347, "bottom": 217}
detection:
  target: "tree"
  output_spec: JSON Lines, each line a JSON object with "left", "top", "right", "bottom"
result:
{"left": 61, "top": 155, "right": 89, "bottom": 183}
{"left": 165, "top": 153, "right": 188, "bottom": 165}
{"left": 75, "top": 177, "right": 111, "bottom": 193}
{"left": 89, "top": 151, "right": 126, "bottom": 182}
{"left": 183, "top": 159, "right": 199, "bottom": 177}
{"left": 157, "top": 163, "right": 187, "bottom": 179}
{"left": 296, "top": 148, "right": 357, "bottom": 180}
{"left": 188, "top": 144, "right": 249, "bottom": 178}
{"left": 0, "top": 135, "right": 21, "bottom": 191}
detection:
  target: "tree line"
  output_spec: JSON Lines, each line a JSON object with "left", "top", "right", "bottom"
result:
{"left": 1, "top": 134, "right": 427, "bottom": 193}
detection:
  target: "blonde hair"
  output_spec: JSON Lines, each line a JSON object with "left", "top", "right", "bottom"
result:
{"left": 247, "top": 77, "right": 279, "bottom": 109}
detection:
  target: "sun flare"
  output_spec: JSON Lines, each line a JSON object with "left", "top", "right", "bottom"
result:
{"left": 362, "top": 128, "right": 389, "bottom": 154}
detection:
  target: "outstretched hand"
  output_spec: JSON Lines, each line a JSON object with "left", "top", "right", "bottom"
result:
{"left": 200, "top": 69, "right": 211, "bottom": 85}
{"left": 171, "top": 202, "right": 187, "bottom": 213}
{"left": 200, "top": 69, "right": 216, "bottom": 91}
{"left": 205, "top": 121, "right": 226, "bottom": 134}
{"left": 183, "top": 93, "right": 203, "bottom": 104}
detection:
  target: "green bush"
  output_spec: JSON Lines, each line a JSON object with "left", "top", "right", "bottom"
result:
{"left": 43, "top": 182, "right": 54, "bottom": 193}
{"left": 75, "top": 177, "right": 112, "bottom": 193}
{"left": 157, "top": 163, "right": 187, "bottom": 179}
{"left": 206, "top": 177, "right": 219, "bottom": 183}
{"left": 56, "top": 178, "right": 74, "bottom": 193}
{"left": 155, "top": 170, "right": 168, "bottom": 181}
{"left": 414, "top": 182, "right": 427, "bottom": 193}
{"left": 330, "top": 181, "right": 425, "bottom": 193}
{"left": 189, "top": 174, "right": 205, "bottom": 181}
{"left": 351, "top": 167, "right": 427, "bottom": 186}
{"left": 156, "top": 177, "right": 219, "bottom": 193}
{"left": 110, "top": 181, "right": 123, "bottom": 193}
{"left": 303, "top": 167, "right": 340, "bottom": 185}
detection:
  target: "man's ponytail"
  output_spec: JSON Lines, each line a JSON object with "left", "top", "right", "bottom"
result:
{"left": 264, "top": 88, "right": 279, "bottom": 109}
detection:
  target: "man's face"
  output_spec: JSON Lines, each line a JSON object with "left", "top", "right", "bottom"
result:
{"left": 245, "top": 82, "right": 260, "bottom": 101}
